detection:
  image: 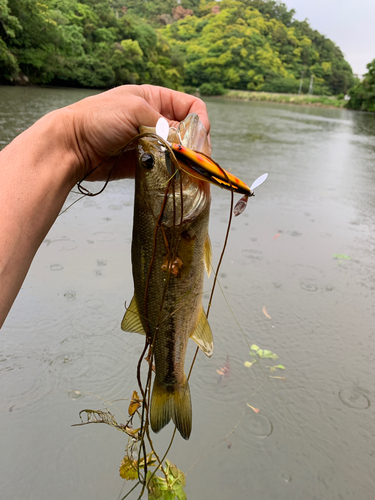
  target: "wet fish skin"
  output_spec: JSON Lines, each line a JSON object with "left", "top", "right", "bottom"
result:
{"left": 122, "top": 114, "right": 213, "bottom": 440}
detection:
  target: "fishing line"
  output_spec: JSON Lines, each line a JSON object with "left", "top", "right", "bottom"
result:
{"left": 155, "top": 161, "right": 236, "bottom": 470}
{"left": 187, "top": 165, "right": 235, "bottom": 382}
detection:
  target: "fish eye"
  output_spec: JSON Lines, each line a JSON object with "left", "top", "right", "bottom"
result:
{"left": 141, "top": 153, "right": 154, "bottom": 169}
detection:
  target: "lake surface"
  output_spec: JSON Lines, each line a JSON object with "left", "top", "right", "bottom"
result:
{"left": 1, "top": 86, "right": 375, "bottom": 499}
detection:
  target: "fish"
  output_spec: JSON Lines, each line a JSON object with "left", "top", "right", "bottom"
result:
{"left": 121, "top": 113, "right": 214, "bottom": 440}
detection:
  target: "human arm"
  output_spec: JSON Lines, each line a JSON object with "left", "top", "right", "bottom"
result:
{"left": 0, "top": 84, "right": 210, "bottom": 327}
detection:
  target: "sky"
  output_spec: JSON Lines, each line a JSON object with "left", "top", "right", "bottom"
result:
{"left": 281, "top": 0, "right": 375, "bottom": 77}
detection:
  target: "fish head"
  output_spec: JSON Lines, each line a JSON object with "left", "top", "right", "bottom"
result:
{"left": 137, "top": 114, "right": 211, "bottom": 227}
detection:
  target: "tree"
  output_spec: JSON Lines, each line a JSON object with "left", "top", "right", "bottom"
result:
{"left": 347, "top": 59, "right": 375, "bottom": 112}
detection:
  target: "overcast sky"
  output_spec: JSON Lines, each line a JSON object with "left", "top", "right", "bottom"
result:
{"left": 281, "top": 0, "right": 375, "bottom": 76}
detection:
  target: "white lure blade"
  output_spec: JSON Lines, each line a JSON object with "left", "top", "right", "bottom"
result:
{"left": 250, "top": 173, "right": 268, "bottom": 191}
{"left": 155, "top": 117, "right": 170, "bottom": 142}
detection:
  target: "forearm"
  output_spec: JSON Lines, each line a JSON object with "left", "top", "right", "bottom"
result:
{"left": 0, "top": 109, "right": 78, "bottom": 327}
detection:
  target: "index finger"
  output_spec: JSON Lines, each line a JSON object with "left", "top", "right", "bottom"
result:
{"left": 138, "top": 84, "right": 210, "bottom": 135}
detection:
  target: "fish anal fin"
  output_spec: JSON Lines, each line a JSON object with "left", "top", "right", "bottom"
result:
{"left": 121, "top": 296, "right": 146, "bottom": 334}
{"left": 204, "top": 234, "right": 212, "bottom": 278}
{"left": 190, "top": 307, "right": 214, "bottom": 357}
{"left": 150, "top": 377, "right": 192, "bottom": 440}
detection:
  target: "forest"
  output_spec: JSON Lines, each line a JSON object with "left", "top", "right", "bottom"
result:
{"left": 0, "top": 0, "right": 356, "bottom": 95}
{"left": 347, "top": 58, "right": 375, "bottom": 112}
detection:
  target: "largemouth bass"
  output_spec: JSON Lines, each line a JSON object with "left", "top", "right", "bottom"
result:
{"left": 121, "top": 114, "right": 214, "bottom": 440}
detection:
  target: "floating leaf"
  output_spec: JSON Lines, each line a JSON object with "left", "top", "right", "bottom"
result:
{"left": 250, "top": 344, "right": 260, "bottom": 351}
{"left": 270, "top": 365, "right": 285, "bottom": 373}
{"left": 119, "top": 456, "right": 138, "bottom": 481}
{"left": 244, "top": 361, "right": 255, "bottom": 368}
{"left": 260, "top": 350, "right": 278, "bottom": 360}
{"left": 247, "top": 404, "right": 260, "bottom": 413}
{"left": 333, "top": 253, "right": 351, "bottom": 260}
{"left": 262, "top": 305, "right": 272, "bottom": 319}
{"left": 217, "top": 356, "right": 230, "bottom": 378}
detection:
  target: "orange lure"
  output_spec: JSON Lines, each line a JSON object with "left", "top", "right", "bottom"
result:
{"left": 171, "top": 143, "right": 253, "bottom": 197}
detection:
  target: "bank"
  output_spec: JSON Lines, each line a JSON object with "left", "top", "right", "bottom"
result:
{"left": 200, "top": 89, "right": 347, "bottom": 109}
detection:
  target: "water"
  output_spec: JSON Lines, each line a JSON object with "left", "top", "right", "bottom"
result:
{"left": 1, "top": 86, "right": 374, "bottom": 499}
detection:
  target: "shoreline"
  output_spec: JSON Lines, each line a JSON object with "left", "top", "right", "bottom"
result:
{"left": 201, "top": 89, "right": 347, "bottom": 109}
{"left": 2, "top": 83, "right": 347, "bottom": 110}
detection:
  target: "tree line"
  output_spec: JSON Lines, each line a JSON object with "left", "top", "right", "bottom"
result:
{"left": 0, "top": 0, "right": 356, "bottom": 95}
{"left": 347, "top": 59, "right": 375, "bottom": 112}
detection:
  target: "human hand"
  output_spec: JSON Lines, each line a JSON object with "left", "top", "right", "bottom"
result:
{"left": 62, "top": 84, "right": 210, "bottom": 183}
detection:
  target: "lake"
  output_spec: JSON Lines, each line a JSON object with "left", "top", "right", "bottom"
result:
{"left": 1, "top": 86, "right": 374, "bottom": 499}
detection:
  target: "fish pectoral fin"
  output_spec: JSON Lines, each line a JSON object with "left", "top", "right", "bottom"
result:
{"left": 190, "top": 307, "right": 214, "bottom": 357}
{"left": 121, "top": 296, "right": 146, "bottom": 335}
{"left": 204, "top": 234, "right": 212, "bottom": 278}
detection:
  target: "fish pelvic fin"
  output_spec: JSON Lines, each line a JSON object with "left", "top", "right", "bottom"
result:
{"left": 190, "top": 307, "right": 214, "bottom": 357}
{"left": 121, "top": 296, "right": 146, "bottom": 335}
{"left": 150, "top": 376, "right": 192, "bottom": 440}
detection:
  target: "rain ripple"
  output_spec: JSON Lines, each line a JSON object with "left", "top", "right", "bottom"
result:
{"left": 338, "top": 389, "right": 370, "bottom": 409}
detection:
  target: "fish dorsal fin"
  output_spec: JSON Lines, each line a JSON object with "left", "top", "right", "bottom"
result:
{"left": 204, "top": 234, "right": 212, "bottom": 278}
{"left": 121, "top": 296, "right": 146, "bottom": 335}
{"left": 190, "top": 307, "right": 214, "bottom": 357}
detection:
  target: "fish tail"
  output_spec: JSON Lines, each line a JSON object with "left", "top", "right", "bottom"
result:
{"left": 150, "top": 376, "right": 192, "bottom": 440}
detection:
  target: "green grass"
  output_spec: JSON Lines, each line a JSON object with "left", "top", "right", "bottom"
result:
{"left": 214, "top": 89, "right": 346, "bottom": 108}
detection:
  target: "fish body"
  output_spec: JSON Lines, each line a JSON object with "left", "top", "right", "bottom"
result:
{"left": 122, "top": 114, "right": 214, "bottom": 440}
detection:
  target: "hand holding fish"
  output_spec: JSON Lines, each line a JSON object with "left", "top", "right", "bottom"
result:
{"left": 0, "top": 85, "right": 210, "bottom": 328}
{"left": 66, "top": 85, "right": 211, "bottom": 183}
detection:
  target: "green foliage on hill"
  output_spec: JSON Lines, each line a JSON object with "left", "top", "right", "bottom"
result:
{"left": 161, "top": 0, "right": 354, "bottom": 95}
{"left": 347, "top": 59, "right": 375, "bottom": 112}
{"left": 0, "top": 0, "right": 354, "bottom": 94}
{"left": 0, "top": 0, "right": 183, "bottom": 88}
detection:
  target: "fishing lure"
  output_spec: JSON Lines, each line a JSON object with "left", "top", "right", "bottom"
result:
{"left": 155, "top": 118, "right": 268, "bottom": 216}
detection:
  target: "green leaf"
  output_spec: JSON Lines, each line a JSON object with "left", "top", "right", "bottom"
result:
{"left": 261, "top": 350, "right": 273, "bottom": 358}
{"left": 333, "top": 253, "right": 351, "bottom": 260}
{"left": 166, "top": 460, "right": 178, "bottom": 478}
{"left": 250, "top": 344, "right": 260, "bottom": 352}
{"left": 175, "top": 485, "right": 187, "bottom": 500}
{"left": 244, "top": 361, "right": 254, "bottom": 368}
{"left": 147, "top": 472, "right": 165, "bottom": 499}
{"left": 119, "top": 456, "right": 138, "bottom": 481}
{"left": 275, "top": 364, "right": 285, "bottom": 369}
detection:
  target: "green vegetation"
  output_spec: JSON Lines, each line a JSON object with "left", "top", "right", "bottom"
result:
{"left": 347, "top": 59, "right": 375, "bottom": 112}
{"left": 161, "top": 0, "right": 354, "bottom": 95}
{"left": 0, "top": 0, "right": 184, "bottom": 88}
{"left": 0, "top": 0, "right": 354, "bottom": 95}
{"left": 199, "top": 82, "right": 226, "bottom": 95}
{"left": 214, "top": 89, "right": 347, "bottom": 108}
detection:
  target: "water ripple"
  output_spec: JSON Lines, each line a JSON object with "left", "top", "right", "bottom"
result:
{"left": 338, "top": 389, "right": 370, "bottom": 409}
